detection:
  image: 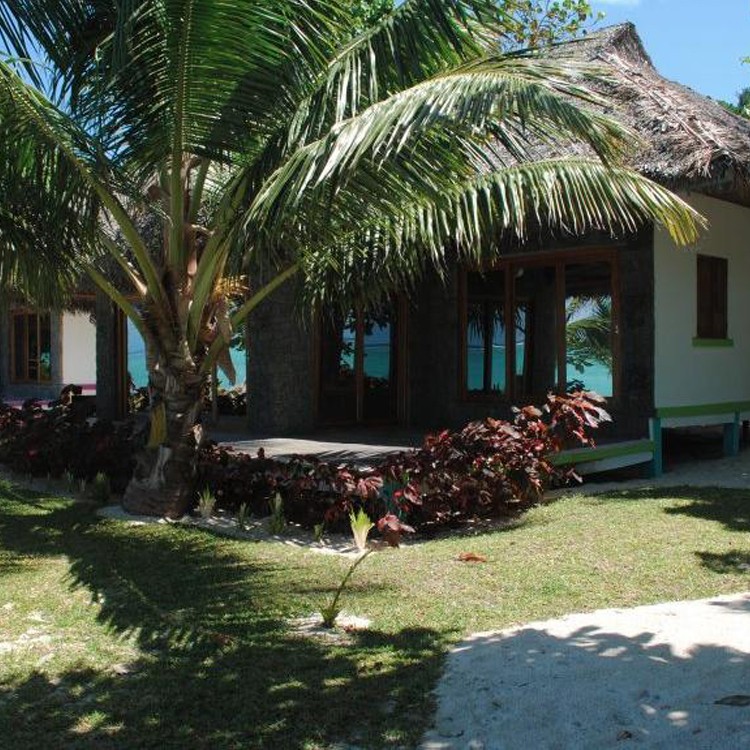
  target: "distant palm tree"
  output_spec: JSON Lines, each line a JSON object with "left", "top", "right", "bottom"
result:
{"left": 566, "top": 295, "right": 612, "bottom": 374}
{"left": 0, "top": 0, "right": 701, "bottom": 516}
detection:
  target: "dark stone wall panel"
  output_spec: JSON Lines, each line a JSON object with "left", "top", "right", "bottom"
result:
{"left": 246, "top": 277, "right": 315, "bottom": 435}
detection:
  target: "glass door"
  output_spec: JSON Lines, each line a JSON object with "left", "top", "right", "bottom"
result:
{"left": 318, "top": 305, "right": 400, "bottom": 425}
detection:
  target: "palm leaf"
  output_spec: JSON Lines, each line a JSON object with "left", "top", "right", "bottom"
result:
{"left": 246, "top": 57, "right": 639, "bottom": 239}
{"left": 294, "top": 158, "right": 703, "bottom": 310}
{"left": 287, "top": 0, "right": 506, "bottom": 145}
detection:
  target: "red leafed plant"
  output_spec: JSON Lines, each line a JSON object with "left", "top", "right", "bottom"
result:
{"left": 0, "top": 390, "right": 608, "bottom": 533}
{"left": 375, "top": 390, "right": 610, "bottom": 529}
{"left": 195, "top": 390, "right": 610, "bottom": 532}
{"left": 377, "top": 513, "right": 415, "bottom": 547}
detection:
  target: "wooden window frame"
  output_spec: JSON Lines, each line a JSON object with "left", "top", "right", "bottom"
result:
{"left": 313, "top": 297, "right": 408, "bottom": 426}
{"left": 696, "top": 254, "right": 728, "bottom": 340}
{"left": 10, "top": 310, "right": 53, "bottom": 384}
{"left": 458, "top": 246, "right": 621, "bottom": 403}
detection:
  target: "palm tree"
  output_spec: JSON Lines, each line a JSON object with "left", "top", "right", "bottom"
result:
{"left": 0, "top": 0, "right": 701, "bottom": 517}
{"left": 566, "top": 295, "right": 612, "bottom": 374}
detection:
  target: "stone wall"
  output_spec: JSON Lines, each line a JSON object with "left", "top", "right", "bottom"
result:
{"left": 247, "top": 232, "right": 656, "bottom": 440}
{"left": 246, "top": 274, "right": 316, "bottom": 434}
{"left": 608, "top": 227, "right": 655, "bottom": 439}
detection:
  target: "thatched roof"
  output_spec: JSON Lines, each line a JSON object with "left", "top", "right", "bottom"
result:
{"left": 547, "top": 23, "right": 750, "bottom": 203}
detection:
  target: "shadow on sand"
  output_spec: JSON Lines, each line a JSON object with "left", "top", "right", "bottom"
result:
{"left": 423, "top": 595, "right": 750, "bottom": 749}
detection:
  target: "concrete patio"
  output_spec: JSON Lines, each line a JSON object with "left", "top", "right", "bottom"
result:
{"left": 206, "top": 417, "right": 423, "bottom": 465}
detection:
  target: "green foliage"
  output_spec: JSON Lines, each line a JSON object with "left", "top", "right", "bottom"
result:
{"left": 197, "top": 487, "right": 217, "bottom": 519}
{"left": 719, "top": 87, "right": 750, "bottom": 118}
{"left": 0, "top": 0, "right": 700, "bottom": 514}
{"left": 566, "top": 295, "right": 612, "bottom": 373}
{"left": 348, "top": 0, "right": 394, "bottom": 32}
{"left": 502, "top": 0, "right": 603, "bottom": 49}
{"left": 90, "top": 472, "right": 111, "bottom": 505}
{"left": 268, "top": 493, "right": 286, "bottom": 535}
{"left": 349, "top": 508, "right": 374, "bottom": 551}
{"left": 320, "top": 549, "right": 373, "bottom": 628}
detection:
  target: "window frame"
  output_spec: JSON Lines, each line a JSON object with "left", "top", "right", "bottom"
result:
{"left": 458, "top": 246, "right": 621, "bottom": 403}
{"left": 10, "top": 310, "right": 53, "bottom": 384}
{"left": 696, "top": 254, "right": 728, "bottom": 341}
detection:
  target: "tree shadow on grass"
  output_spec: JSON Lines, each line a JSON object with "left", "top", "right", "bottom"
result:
{"left": 696, "top": 551, "right": 750, "bottom": 575}
{"left": 0, "top": 491, "right": 448, "bottom": 749}
{"left": 658, "top": 487, "right": 750, "bottom": 533}
{"left": 579, "top": 486, "right": 750, "bottom": 531}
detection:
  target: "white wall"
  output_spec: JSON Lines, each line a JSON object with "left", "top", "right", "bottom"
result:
{"left": 61, "top": 312, "right": 97, "bottom": 391}
{"left": 654, "top": 193, "right": 750, "bottom": 409}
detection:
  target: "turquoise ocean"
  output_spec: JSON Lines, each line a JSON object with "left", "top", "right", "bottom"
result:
{"left": 127, "top": 321, "right": 246, "bottom": 389}
{"left": 127, "top": 322, "right": 611, "bottom": 396}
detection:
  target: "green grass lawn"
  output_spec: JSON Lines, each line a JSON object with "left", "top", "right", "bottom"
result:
{"left": 1, "top": 482, "right": 750, "bottom": 749}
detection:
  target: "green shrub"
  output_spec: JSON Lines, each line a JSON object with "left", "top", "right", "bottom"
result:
{"left": 197, "top": 487, "right": 216, "bottom": 519}
{"left": 90, "top": 472, "right": 111, "bottom": 504}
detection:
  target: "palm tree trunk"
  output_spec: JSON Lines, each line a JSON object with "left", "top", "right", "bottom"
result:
{"left": 121, "top": 349, "right": 204, "bottom": 518}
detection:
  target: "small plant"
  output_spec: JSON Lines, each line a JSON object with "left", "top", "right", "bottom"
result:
{"left": 197, "top": 487, "right": 216, "bottom": 519}
{"left": 313, "top": 523, "right": 325, "bottom": 543}
{"left": 237, "top": 502, "right": 251, "bottom": 531}
{"left": 349, "top": 508, "right": 374, "bottom": 552}
{"left": 90, "top": 472, "right": 111, "bottom": 504}
{"left": 62, "top": 469, "right": 76, "bottom": 493}
{"left": 320, "top": 549, "right": 372, "bottom": 628}
{"left": 267, "top": 493, "right": 286, "bottom": 534}
{"left": 79, "top": 478, "right": 87, "bottom": 495}
{"left": 319, "top": 508, "right": 378, "bottom": 628}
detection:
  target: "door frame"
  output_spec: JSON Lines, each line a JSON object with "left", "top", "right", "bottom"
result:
{"left": 314, "top": 297, "right": 409, "bottom": 426}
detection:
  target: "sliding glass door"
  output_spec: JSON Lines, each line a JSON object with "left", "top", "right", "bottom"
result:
{"left": 318, "top": 305, "right": 401, "bottom": 425}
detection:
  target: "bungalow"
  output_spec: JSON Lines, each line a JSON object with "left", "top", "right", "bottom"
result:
{"left": 0, "top": 293, "right": 127, "bottom": 417}
{"left": 0, "top": 300, "right": 97, "bottom": 403}
{"left": 246, "top": 23, "right": 750, "bottom": 475}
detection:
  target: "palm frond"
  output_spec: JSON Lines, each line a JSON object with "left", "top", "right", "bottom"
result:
{"left": 61, "top": 0, "right": 351, "bottom": 173}
{"left": 0, "top": 60, "right": 168, "bottom": 301}
{"left": 287, "top": 0, "right": 506, "bottom": 146}
{"left": 246, "top": 58, "right": 640, "bottom": 237}
{"left": 295, "top": 158, "right": 703, "bottom": 310}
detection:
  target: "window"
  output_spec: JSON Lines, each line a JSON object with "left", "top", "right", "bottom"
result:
{"left": 318, "top": 304, "right": 400, "bottom": 424}
{"left": 696, "top": 255, "right": 728, "bottom": 340}
{"left": 466, "top": 271, "right": 507, "bottom": 395}
{"left": 11, "top": 312, "right": 52, "bottom": 383}
{"left": 462, "top": 252, "right": 617, "bottom": 401}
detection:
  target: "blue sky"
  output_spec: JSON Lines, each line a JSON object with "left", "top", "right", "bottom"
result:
{"left": 589, "top": 0, "right": 749, "bottom": 104}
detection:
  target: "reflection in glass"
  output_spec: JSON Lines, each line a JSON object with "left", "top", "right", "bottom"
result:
{"left": 465, "top": 271, "right": 506, "bottom": 394}
{"left": 12, "top": 313, "right": 52, "bottom": 383}
{"left": 363, "top": 314, "right": 391, "bottom": 380}
{"left": 39, "top": 315, "right": 52, "bottom": 381}
{"left": 319, "top": 312, "right": 357, "bottom": 423}
{"left": 362, "top": 308, "right": 396, "bottom": 421}
{"left": 565, "top": 263, "right": 613, "bottom": 397}
{"left": 319, "top": 306, "right": 398, "bottom": 424}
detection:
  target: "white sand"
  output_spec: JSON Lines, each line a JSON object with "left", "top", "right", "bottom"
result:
{"left": 422, "top": 593, "right": 750, "bottom": 749}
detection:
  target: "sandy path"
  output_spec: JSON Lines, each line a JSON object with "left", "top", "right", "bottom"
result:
{"left": 421, "top": 593, "right": 750, "bottom": 749}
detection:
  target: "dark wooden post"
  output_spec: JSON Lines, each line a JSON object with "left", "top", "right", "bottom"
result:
{"left": 96, "top": 291, "right": 128, "bottom": 420}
